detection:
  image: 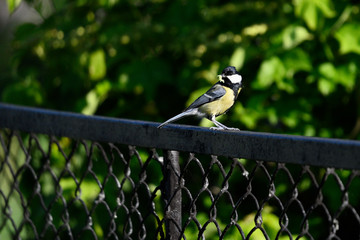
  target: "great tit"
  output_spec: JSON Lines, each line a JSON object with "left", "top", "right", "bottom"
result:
{"left": 158, "top": 66, "right": 242, "bottom": 130}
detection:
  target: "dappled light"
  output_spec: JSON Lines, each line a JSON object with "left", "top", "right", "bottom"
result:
{"left": 1, "top": 0, "right": 360, "bottom": 239}
{"left": 1, "top": 0, "right": 359, "bottom": 138}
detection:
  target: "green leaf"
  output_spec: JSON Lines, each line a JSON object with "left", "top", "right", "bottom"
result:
{"left": 315, "top": 0, "right": 336, "bottom": 17}
{"left": 294, "top": 0, "right": 317, "bottom": 30}
{"left": 317, "top": 62, "right": 336, "bottom": 95}
{"left": 7, "top": 0, "right": 22, "bottom": 13}
{"left": 294, "top": 0, "right": 336, "bottom": 30}
{"left": 254, "top": 56, "right": 298, "bottom": 93}
{"left": 318, "top": 77, "right": 335, "bottom": 95}
{"left": 229, "top": 47, "right": 245, "bottom": 69}
{"left": 336, "top": 62, "right": 356, "bottom": 91}
{"left": 318, "top": 62, "right": 337, "bottom": 80}
{"left": 89, "top": 49, "right": 106, "bottom": 80}
{"left": 317, "top": 62, "right": 357, "bottom": 94}
{"left": 253, "top": 57, "right": 285, "bottom": 89}
{"left": 335, "top": 23, "right": 360, "bottom": 55}
{"left": 282, "top": 25, "right": 313, "bottom": 49}
{"left": 282, "top": 48, "right": 312, "bottom": 72}
{"left": 82, "top": 90, "right": 98, "bottom": 115}
{"left": 276, "top": 77, "right": 296, "bottom": 93}
{"left": 82, "top": 80, "right": 112, "bottom": 115}
{"left": 233, "top": 104, "right": 259, "bottom": 130}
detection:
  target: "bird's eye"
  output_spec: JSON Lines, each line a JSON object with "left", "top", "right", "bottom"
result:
{"left": 222, "top": 66, "right": 236, "bottom": 76}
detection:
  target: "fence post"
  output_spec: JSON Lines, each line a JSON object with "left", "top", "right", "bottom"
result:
{"left": 163, "top": 150, "right": 182, "bottom": 240}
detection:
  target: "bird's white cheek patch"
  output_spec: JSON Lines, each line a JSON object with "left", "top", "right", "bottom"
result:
{"left": 228, "top": 74, "right": 242, "bottom": 84}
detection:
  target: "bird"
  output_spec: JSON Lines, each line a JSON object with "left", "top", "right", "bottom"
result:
{"left": 158, "top": 66, "right": 242, "bottom": 130}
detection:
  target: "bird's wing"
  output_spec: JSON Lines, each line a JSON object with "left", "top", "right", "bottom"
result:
{"left": 185, "top": 83, "right": 226, "bottom": 110}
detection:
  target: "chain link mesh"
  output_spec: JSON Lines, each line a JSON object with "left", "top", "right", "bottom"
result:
{"left": 1, "top": 128, "right": 360, "bottom": 239}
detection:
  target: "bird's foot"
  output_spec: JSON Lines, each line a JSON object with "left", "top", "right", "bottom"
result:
{"left": 210, "top": 127, "right": 240, "bottom": 131}
{"left": 224, "top": 127, "right": 240, "bottom": 131}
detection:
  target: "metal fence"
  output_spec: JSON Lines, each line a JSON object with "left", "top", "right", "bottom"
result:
{"left": 1, "top": 103, "right": 360, "bottom": 240}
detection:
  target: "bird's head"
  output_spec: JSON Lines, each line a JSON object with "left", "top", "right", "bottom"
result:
{"left": 218, "top": 66, "right": 242, "bottom": 85}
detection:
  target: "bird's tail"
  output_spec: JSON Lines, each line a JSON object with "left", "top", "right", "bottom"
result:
{"left": 158, "top": 109, "right": 198, "bottom": 129}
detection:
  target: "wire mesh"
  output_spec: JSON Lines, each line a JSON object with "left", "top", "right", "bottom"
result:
{"left": 1, "top": 128, "right": 360, "bottom": 240}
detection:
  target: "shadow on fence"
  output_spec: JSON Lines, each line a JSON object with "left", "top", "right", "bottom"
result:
{"left": 1, "top": 103, "right": 360, "bottom": 240}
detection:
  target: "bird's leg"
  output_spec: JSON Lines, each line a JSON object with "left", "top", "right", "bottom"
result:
{"left": 209, "top": 116, "right": 240, "bottom": 131}
{"left": 211, "top": 119, "right": 228, "bottom": 130}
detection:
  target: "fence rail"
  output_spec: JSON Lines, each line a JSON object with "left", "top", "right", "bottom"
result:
{"left": 1, "top": 103, "right": 360, "bottom": 239}
{"left": 1, "top": 103, "right": 360, "bottom": 170}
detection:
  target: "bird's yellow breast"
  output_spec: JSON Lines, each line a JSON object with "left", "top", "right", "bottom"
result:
{"left": 199, "top": 86, "right": 241, "bottom": 116}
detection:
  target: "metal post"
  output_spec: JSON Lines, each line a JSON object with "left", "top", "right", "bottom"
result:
{"left": 163, "top": 150, "right": 182, "bottom": 240}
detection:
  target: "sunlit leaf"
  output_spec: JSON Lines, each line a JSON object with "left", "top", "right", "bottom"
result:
{"left": 318, "top": 62, "right": 337, "bottom": 80}
{"left": 318, "top": 77, "right": 335, "bottom": 95}
{"left": 335, "top": 23, "right": 360, "bottom": 55}
{"left": 317, "top": 63, "right": 336, "bottom": 95}
{"left": 233, "top": 104, "right": 261, "bottom": 130}
{"left": 82, "top": 90, "right": 98, "bottom": 115}
{"left": 253, "top": 57, "right": 285, "bottom": 89}
{"left": 317, "top": 62, "right": 357, "bottom": 94}
{"left": 89, "top": 49, "right": 107, "bottom": 80}
{"left": 336, "top": 62, "right": 356, "bottom": 91}
{"left": 242, "top": 23, "right": 268, "bottom": 37}
{"left": 282, "top": 111, "right": 300, "bottom": 127}
{"left": 95, "top": 79, "right": 112, "bottom": 96}
{"left": 304, "top": 125, "right": 316, "bottom": 136}
{"left": 7, "top": 0, "right": 22, "bottom": 13}
{"left": 262, "top": 211, "right": 282, "bottom": 239}
{"left": 267, "top": 108, "right": 278, "bottom": 125}
{"left": 229, "top": 47, "right": 245, "bottom": 70}
{"left": 282, "top": 25, "right": 313, "bottom": 49}
{"left": 315, "top": 0, "right": 336, "bottom": 17}
{"left": 294, "top": 0, "right": 336, "bottom": 30}
{"left": 82, "top": 80, "right": 111, "bottom": 115}
{"left": 294, "top": 0, "right": 318, "bottom": 30}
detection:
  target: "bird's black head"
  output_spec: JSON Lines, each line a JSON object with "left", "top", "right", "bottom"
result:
{"left": 220, "top": 66, "right": 242, "bottom": 85}
{"left": 222, "top": 66, "right": 238, "bottom": 76}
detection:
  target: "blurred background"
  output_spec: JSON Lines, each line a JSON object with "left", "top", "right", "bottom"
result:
{"left": 1, "top": 0, "right": 360, "bottom": 138}
{"left": 2, "top": 1, "right": 360, "bottom": 239}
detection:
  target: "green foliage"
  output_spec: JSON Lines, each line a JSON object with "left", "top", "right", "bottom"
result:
{"left": 1, "top": 0, "right": 360, "bottom": 238}
{"left": 335, "top": 22, "right": 360, "bottom": 55}
{"left": 1, "top": 0, "right": 359, "bottom": 139}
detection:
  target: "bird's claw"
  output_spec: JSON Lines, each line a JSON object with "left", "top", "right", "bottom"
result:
{"left": 227, "top": 127, "right": 240, "bottom": 131}
{"left": 210, "top": 127, "right": 240, "bottom": 131}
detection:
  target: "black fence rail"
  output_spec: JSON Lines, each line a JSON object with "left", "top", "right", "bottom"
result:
{"left": 1, "top": 103, "right": 360, "bottom": 240}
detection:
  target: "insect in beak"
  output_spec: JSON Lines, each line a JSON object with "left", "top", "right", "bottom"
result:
{"left": 218, "top": 74, "right": 224, "bottom": 82}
